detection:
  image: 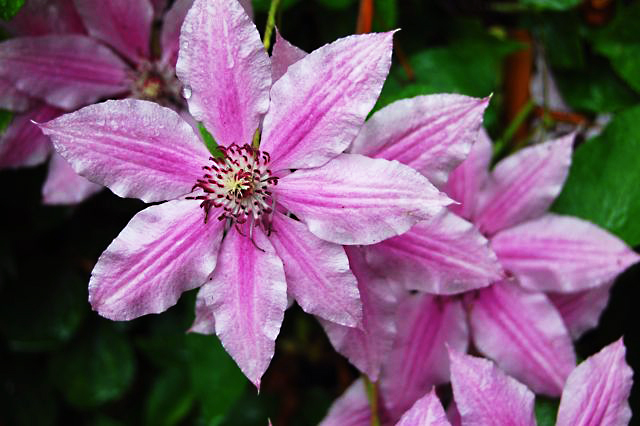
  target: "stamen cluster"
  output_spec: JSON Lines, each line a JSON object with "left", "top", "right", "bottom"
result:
{"left": 188, "top": 144, "right": 278, "bottom": 225}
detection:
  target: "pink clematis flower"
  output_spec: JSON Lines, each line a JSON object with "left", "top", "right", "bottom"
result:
{"left": 0, "top": 0, "right": 251, "bottom": 204}
{"left": 448, "top": 339, "right": 633, "bottom": 426}
{"left": 39, "top": 0, "right": 453, "bottom": 387}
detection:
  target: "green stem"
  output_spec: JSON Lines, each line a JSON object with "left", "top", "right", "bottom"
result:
{"left": 263, "top": 0, "right": 281, "bottom": 51}
{"left": 363, "top": 375, "right": 381, "bottom": 426}
{"left": 494, "top": 99, "right": 535, "bottom": 157}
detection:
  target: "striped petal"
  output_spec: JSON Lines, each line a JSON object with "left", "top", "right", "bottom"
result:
{"left": 271, "top": 30, "right": 307, "bottom": 83}
{"left": 549, "top": 283, "right": 613, "bottom": 340}
{"left": 42, "top": 151, "right": 102, "bottom": 205}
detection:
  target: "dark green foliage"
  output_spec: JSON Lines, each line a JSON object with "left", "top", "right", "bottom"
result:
{"left": 0, "top": 0, "right": 24, "bottom": 20}
{"left": 534, "top": 397, "right": 559, "bottom": 426}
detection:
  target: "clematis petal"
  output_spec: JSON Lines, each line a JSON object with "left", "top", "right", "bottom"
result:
{"left": 473, "top": 134, "right": 574, "bottom": 236}
{"left": 0, "top": 104, "right": 60, "bottom": 168}
{"left": 176, "top": 0, "right": 271, "bottom": 147}
{"left": 395, "top": 390, "right": 451, "bottom": 426}
{"left": 381, "top": 295, "right": 468, "bottom": 419}
{"left": 449, "top": 349, "right": 536, "bottom": 426}
{"left": 39, "top": 99, "right": 211, "bottom": 203}
{"left": 0, "top": 78, "right": 31, "bottom": 111}
{"left": 261, "top": 31, "right": 394, "bottom": 171}
{"left": 556, "top": 339, "right": 632, "bottom": 426}
{"left": 319, "top": 379, "right": 373, "bottom": 426}
{"left": 320, "top": 246, "right": 396, "bottom": 380}
{"left": 159, "top": 0, "right": 192, "bottom": 66}
{"left": 549, "top": 283, "right": 612, "bottom": 340}
{"left": 469, "top": 281, "right": 576, "bottom": 396}
{"left": 445, "top": 128, "right": 492, "bottom": 220}
{"left": 4, "top": 0, "right": 85, "bottom": 36}
{"left": 271, "top": 30, "right": 307, "bottom": 83}
{"left": 89, "top": 199, "right": 224, "bottom": 320}
{"left": 363, "top": 211, "right": 502, "bottom": 295}
{"left": 237, "top": 0, "right": 253, "bottom": 18}
{"left": 268, "top": 212, "right": 361, "bottom": 326}
{"left": 42, "top": 151, "right": 102, "bottom": 204}
{"left": 275, "top": 153, "right": 451, "bottom": 245}
{"left": 491, "top": 214, "right": 640, "bottom": 293}
{"left": 350, "top": 94, "right": 489, "bottom": 188}
{"left": 0, "top": 35, "right": 130, "bottom": 110}
{"left": 193, "top": 227, "right": 287, "bottom": 388}
{"left": 74, "top": 0, "right": 153, "bottom": 63}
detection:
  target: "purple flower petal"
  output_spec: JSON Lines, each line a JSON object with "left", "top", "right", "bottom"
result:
{"left": 395, "top": 390, "right": 451, "bottom": 426}
{"left": 39, "top": 99, "right": 211, "bottom": 203}
{"left": 268, "top": 213, "right": 361, "bottom": 327}
{"left": 449, "top": 349, "right": 536, "bottom": 426}
{"left": 74, "top": 0, "right": 154, "bottom": 63}
{"left": 445, "top": 128, "right": 492, "bottom": 220}
{"left": 381, "top": 295, "right": 468, "bottom": 418}
{"left": 492, "top": 213, "right": 640, "bottom": 293}
{"left": 469, "top": 281, "right": 576, "bottom": 396}
{"left": 473, "top": 134, "right": 574, "bottom": 236}
{"left": 160, "top": 0, "right": 192, "bottom": 66}
{"left": 271, "top": 30, "right": 307, "bottom": 83}
{"left": 42, "top": 151, "right": 102, "bottom": 205}
{"left": 275, "top": 153, "right": 451, "bottom": 245}
{"left": 0, "top": 78, "right": 31, "bottom": 111}
{"left": 549, "top": 283, "right": 612, "bottom": 340}
{"left": 89, "top": 199, "right": 224, "bottom": 320}
{"left": 3, "top": 0, "right": 85, "bottom": 36}
{"left": 261, "top": 32, "right": 394, "bottom": 171}
{"left": 194, "top": 227, "right": 287, "bottom": 388}
{"left": 319, "top": 379, "right": 373, "bottom": 426}
{"left": 556, "top": 339, "right": 632, "bottom": 426}
{"left": 0, "top": 35, "right": 129, "bottom": 110}
{"left": 176, "top": 0, "right": 271, "bottom": 147}
{"left": 320, "top": 246, "right": 397, "bottom": 380}
{"left": 350, "top": 94, "right": 489, "bottom": 188}
{"left": 363, "top": 211, "right": 502, "bottom": 295}
{"left": 0, "top": 104, "right": 59, "bottom": 168}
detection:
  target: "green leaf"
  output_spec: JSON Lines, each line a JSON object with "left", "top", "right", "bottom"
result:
{"left": 592, "top": 2, "right": 640, "bottom": 93}
{"left": 518, "top": 0, "right": 581, "bottom": 11}
{"left": 50, "top": 325, "right": 135, "bottom": 408}
{"left": 185, "top": 334, "right": 247, "bottom": 423}
{"left": 315, "top": 0, "right": 355, "bottom": 10}
{"left": 0, "top": 109, "right": 12, "bottom": 134}
{"left": 145, "top": 368, "right": 195, "bottom": 426}
{"left": 373, "top": 0, "right": 397, "bottom": 31}
{"left": 0, "top": 0, "right": 25, "bottom": 20}
{"left": 552, "top": 105, "right": 640, "bottom": 246}
{"left": 252, "top": 0, "right": 300, "bottom": 13}
{"left": 535, "top": 396, "right": 559, "bottom": 426}
{"left": 198, "top": 122, "right": 224, "bottom": 158}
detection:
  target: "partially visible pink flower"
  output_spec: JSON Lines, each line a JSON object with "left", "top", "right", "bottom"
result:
{"left": 449, "top": 339, "right": 633, "bottom": 426}
{"left": 40, "top": 0, "right": 452, "bottom": 387}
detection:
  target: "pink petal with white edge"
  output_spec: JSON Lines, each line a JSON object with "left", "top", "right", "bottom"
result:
{"left": 176, "top": 0, "right": 271, "bottom": 147}
{"left": 275, "top": 153, "right": 451, "bottom": 245}
{"left": 268, "top": 213, "right": 361, "bottom": 326}
{"left": 159, "top": 0, "right": 192, "bottom": 66}
{"left": 395, "top": 390, "right": 451, "bottom": 426}
{"left": 363, "top": 210, "right": 502, "bottom": 295}
{"left": 492, "top": 213, "right": 640, "bottom": 293}
{"left": 0, "top": 103, "right": 60, "bottom": 169}
{"left": 271, "top": 30, "right": 307, "bottom": 83}
{"left": 0, "top": 78, "right": 31, "bottom": 111}
{"left": 74, "top": 0, "right": 153, "bottom": 63}
{"left": 445, "top": 128, "right": 492, "bottom": 220}
{"left": 89, "top": 199, "right": 224, "bottom": 320}
{"left": 0, "top": 35, "right": 129, "bottom": 110}
{"left": 42, "top": 151, "right": 102, "bottom": 205}
{"left": 549, "top": 283, "right": 612, "bottom": 340}
{"left": 469, "top": 281, "right": 576, "bottom": 396}
{"left": 194, "top": 227, "right": 287, "bottom": 388}
{"left": 261, "top": 32, "right": 394, "bottom": 171}
{"left": 449, "top": 349, "right": 536, "bottom": 426}
{"left": 381, "top": 295, "right": 469, "bottom": 419}
{"left": 39, "top": 99, "right": 211, "bottom": 203}
{"left": 319, "top": 379, "right": 373, "bottom": 426}
{"left": 556, "top": 339, "right": 632, "bottom": 426}
{"left": 351, "top": 94, "right": 489, "bottom": 188}
{"left": 473, "top": 133, "right": 574, "bottom": 236}
{"left": 320, "top": 246, "right": 397, "bottom": 380}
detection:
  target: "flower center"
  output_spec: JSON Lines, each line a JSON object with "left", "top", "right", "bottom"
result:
{"left": 131, "top": 61, "right": 183, "bottom": 106}
{"left": 188, "top": 144, "right": 278, "bottom": 225}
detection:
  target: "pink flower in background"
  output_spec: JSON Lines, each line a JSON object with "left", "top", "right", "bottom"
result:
{"left": 40, "top": 0, "right": 453, "bottom": 387}
{"left": 0, "top": 0, "right": 252, "bottom": 204}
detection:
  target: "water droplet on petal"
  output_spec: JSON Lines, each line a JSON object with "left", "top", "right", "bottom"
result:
{"left": 183, "top": 85, "right": 192, "bottom": 99}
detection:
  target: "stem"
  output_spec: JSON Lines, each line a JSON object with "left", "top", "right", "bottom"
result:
{"left": 263, "top": 0, "right": 281, "bottom": 51}
{"left": 356, "top": 0, "right": 374, "bottom": 34}
{"left": 494, "top": 99, "right": 535, "bottom": 158}
{"left": 363, "top": 375, "right": 381, "bottom": 426}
